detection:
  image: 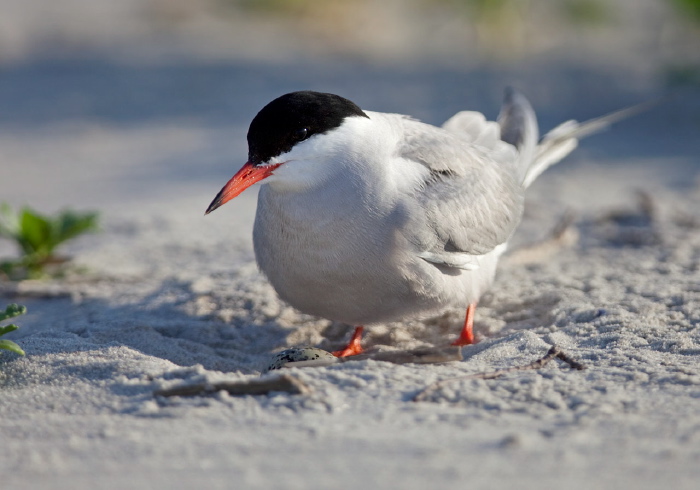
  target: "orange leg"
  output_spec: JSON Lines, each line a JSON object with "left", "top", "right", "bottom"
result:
{"left": 451, "top": 303, "right": 476, "bottom": 346}
{"left": 332, "top": 326, "right": 365, "bottom": 357}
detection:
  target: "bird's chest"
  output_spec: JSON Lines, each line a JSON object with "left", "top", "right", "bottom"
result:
{"left": 253, "top": 185, "right": 386, "bottom": 278}
{"left": 252, "top": 185, "right": 415, "bottom": 321}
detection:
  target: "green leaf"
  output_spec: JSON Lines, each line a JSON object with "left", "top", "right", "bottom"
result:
{"left": 19, "top": 208, "right": 53, "bottom": 256}
{"left": 0, "top": 339, "right": 25, "bottom": 356}
{"left": 0, "top": 324, "right": 19, "bottom": 336}
{"left": 55, "top": 211, "right": 99, "bottom": 245}
{"left": 0, "top": 304, "right": 26, "bottom": 322}
{"left": 0, "top": 305, "right": 26, "bottom": 356}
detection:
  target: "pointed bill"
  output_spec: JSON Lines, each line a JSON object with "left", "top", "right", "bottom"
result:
{"left": 205, "top": 162, "right": 282, "bottom": 215}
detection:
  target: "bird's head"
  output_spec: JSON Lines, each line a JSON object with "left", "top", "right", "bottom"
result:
{"left": 205, "top": 91, "right": 369, "bottom": 215}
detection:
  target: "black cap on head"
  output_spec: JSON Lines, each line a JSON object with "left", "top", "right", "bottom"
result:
{"left": 247, "top": 91, "right": 369, "bottom": 165}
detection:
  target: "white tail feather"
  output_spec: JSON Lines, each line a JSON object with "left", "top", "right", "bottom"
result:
{"left": 521, "top": 98, "right": 657, "bottom": 188}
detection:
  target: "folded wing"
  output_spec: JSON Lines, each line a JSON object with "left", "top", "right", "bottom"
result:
{"left": 398, "top": 119, "right": 524, "bottom": 262}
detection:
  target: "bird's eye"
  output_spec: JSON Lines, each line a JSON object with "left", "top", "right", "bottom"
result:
{"left": 294, "top": 128, "right": 308, "bottom": 141}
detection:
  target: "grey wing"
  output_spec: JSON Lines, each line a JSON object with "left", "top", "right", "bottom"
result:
{"left": 399, "top": 121, "right": 525, "bottom": 264}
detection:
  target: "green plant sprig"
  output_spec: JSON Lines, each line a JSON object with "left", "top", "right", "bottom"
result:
{"left": 0, "top": 203, "right": 98, "bottom": 280}
{"left": 0, "top": 304, "right": 27, "bottom": 356}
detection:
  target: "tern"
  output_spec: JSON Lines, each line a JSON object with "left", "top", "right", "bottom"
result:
{"left": 206, "top": 89, "right": 642, "bottom": 356}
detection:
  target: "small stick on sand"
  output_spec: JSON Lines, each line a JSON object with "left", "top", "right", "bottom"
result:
{"left": 154, "top": 373, "right": 311, "bottom": 398}
{"left": 413, "top": 345, "right": 585, "bottom": 402}
{"left": 554, "top": 348, "right": 587, "bottom": 371}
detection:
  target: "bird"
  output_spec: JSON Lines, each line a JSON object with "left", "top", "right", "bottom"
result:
{"left": 206, "top": 89, "right": 644, "bottom": 357}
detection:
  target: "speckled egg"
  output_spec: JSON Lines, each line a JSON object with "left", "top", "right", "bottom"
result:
{"left": 263, "top": 347, "right": 337, "bottom": 374}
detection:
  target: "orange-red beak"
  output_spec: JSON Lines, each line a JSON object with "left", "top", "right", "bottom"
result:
{"left": 205, "top": 161, "right": 282, "bottom": 215}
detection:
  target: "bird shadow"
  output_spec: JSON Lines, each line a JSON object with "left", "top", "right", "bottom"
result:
{"left": 0, "top": 276, "right": 295, "bottom": 375}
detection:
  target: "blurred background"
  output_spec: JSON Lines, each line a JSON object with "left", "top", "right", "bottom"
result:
{"left": 1, "top": 0, "right": 699, "bottom": 67}
{"left": 0, "top": 0, "right": 699, "bottom": 222}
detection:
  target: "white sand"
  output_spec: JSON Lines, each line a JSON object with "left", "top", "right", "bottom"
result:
{"left": 1, "top": 11, "right": 700, "bottom": 486}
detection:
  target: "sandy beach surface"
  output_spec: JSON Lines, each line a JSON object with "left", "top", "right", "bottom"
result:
{"left": 1, "top": 2, "right": 700, "bottom": 488}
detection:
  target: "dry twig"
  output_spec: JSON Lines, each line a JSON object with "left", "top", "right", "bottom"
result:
{"left": 154, "top": 373, "right": 311, "bottom": 398}
{"left": 413, "top": 345, "right": 585, "bottom": 402}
